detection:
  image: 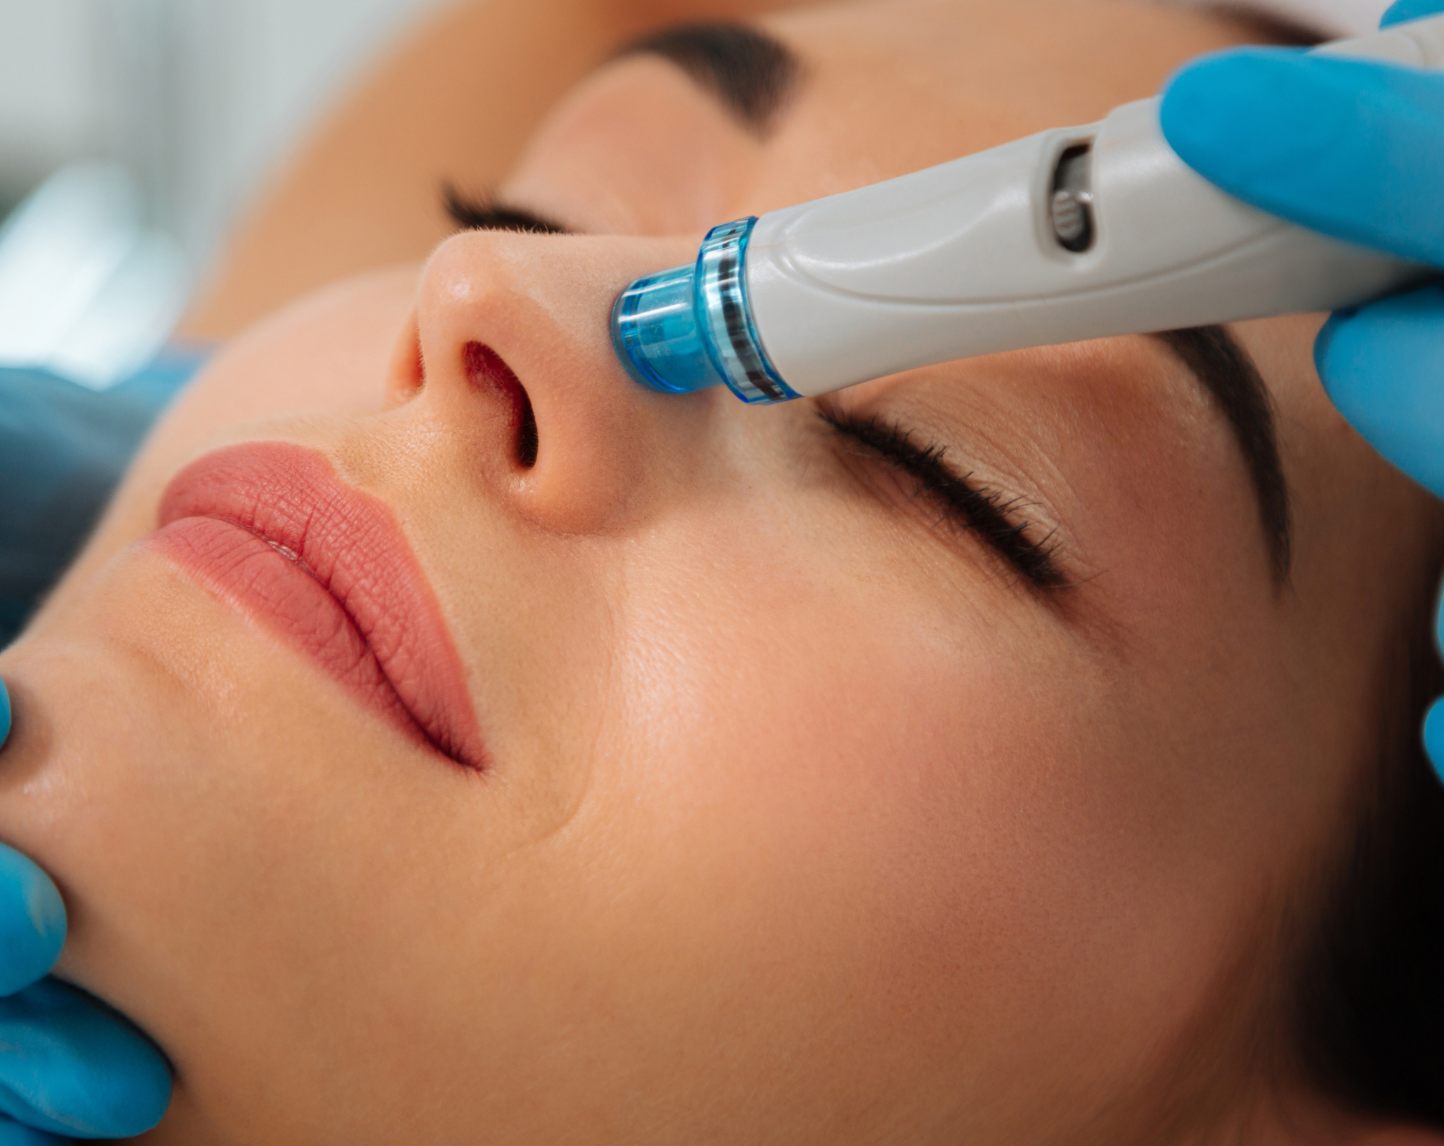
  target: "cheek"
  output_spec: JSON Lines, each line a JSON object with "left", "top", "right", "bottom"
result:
{"left": 0, "top": 551, "right": 609, "bottom": 1142}
{"left": 39, "top": 272, "right": 419, "bottom": 627}
{"left": 581, "top": 465, "right": 1306, "bottom": 1123}
{"left": 593, "top": 508, "right": 1182, "bottom": 1093}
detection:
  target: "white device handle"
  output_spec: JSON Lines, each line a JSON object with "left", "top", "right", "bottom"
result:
{"left": 744, "top": 15, "right": 1444, "bottom": 398}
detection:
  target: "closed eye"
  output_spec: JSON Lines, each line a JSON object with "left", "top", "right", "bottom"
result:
{"left": 443, "top": 185, "right": 571, "bottom": 235}
{"left": 821, "top": 409, "right": 1067, "bottom": 590}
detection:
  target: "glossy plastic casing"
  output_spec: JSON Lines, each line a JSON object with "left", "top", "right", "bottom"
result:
{"left": 613, "top": 14, "right": 1444, "bottom": 403}
{"left": 611, "top": 219, "right": 798, "bottom": 403}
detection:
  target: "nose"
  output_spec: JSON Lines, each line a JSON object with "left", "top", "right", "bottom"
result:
{"left": 409, "top": 230, "right": 724, "bottom": 534}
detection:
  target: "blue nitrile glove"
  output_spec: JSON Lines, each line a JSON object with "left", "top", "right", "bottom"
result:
{"left": 1159, "top": 0, "right": 1444, "bottom": 777}
{"left": 0, "top": 680, "right": 171, "bottom": 1142}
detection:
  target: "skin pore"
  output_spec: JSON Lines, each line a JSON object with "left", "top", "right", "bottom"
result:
{"left": 0, "top": 1, "right": 1442, "bottom": 1143}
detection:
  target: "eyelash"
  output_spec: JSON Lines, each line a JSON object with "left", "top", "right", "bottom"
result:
{"left": 442, "top": 184, "right": 569, "bottom": 235}
{"left": 434, "top": 186, "right": 1062, "bottom": 588}
{"left": 821, "top": 410, "right": 1066, "bottom": 589}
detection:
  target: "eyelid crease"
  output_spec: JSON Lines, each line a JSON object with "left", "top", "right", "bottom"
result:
{"left": 819, "top": 408, "right": 1068, "bottom": 590}
{"left": 442, "top": 184, "right": 572, "bottom": 235}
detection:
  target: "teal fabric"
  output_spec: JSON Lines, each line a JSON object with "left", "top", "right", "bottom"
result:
{"left": 0, "top": 348, "right": 207, "bottom": 646}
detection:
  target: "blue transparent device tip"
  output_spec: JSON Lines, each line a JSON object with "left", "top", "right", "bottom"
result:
{"left": 610, "top": 218, "right": 800, "bottom": 405}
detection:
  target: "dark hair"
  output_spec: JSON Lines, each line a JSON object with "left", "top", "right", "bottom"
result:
{"left": 1289, "top": 580, "right": 1444, "bottom": 1128}
{"left": 1162, "top": 5, "right": 1444, "bottom": 1127}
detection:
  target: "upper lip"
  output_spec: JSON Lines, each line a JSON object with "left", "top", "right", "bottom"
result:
{"left": 153, "top": 441, "right": 486, "bottom": 770}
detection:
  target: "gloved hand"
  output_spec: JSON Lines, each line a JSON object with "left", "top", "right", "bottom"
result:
{"left": 0, "top": 680, "right": 171, "bottom": 1143}
{"left": 1159, "top": 0, "right": 1444, "bottom": 775}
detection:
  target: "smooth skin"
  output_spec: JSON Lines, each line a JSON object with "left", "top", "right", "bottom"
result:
{"left": 0, "top": 1, "right": 1441, "bottom": 1143}
{"left": 1161, "top": 0, "right": 1444, "bottom": 775}
{"left": 0, "top": 683, "right": 170, "bottom": 1144}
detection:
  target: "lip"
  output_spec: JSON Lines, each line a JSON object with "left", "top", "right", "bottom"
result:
{"left": 148, "top": 441, "right": 486, "bottom": 771}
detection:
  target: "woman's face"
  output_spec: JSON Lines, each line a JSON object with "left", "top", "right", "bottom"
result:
{"left": 1, "top": 1, "right": 1438, "bottom": 1143}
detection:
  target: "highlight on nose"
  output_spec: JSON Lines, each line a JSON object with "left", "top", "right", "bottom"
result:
{"left": 463, "top": 342, "right": 538, "bottom": 468}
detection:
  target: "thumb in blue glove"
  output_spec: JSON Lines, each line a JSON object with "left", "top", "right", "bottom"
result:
{"left": 1160, "top": 6, "right": 1444, "bottom": 493}
{"left": 0, "top": 679, "right": 171, "bottom": 1142}
{"left": 1160, "top": 4, "right": 1444, "bottom": 776}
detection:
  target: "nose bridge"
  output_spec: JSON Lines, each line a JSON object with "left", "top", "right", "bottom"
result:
{"left": 414, "top": 231, "right": 725, "bottom": 534}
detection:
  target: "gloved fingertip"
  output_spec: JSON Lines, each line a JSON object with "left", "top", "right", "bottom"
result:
{"left": 0, "top": 679, "right": 12, "bottom": 751}
{"left": 1424, "top": 699, "right": 1444, "bottom": 786}
{"left": 0, "top": 980, "right": 172, "bottom": 1138}
{"left": 0, "top": 1118, "right": 66, "bottom": 1146}
{"left": 1314, "top": 286, "right": 1444, "bottom": 498}
{"left": 20, "top": 876, "right": 64, "bottom": 975}
{"left": 1313, "top": 310, "right": 1348, "bottom": 379}
{"left": 0, "top": 848, "right": 64, "bottom": 995}
{"left": 1314, "top": 306, "right": 1381, "bottom": 434}
{"left": 1435, "top": 583, "right": 1444, "bottom": 661}
{"left": 1381, "top": 0, "right": 1444, "bottom": 27}
{"left": 1160, "top": 53, "right": 1257, "bottom": 171}
{"left": 1160, "top": 49, "right": 1317, "bottom": 192}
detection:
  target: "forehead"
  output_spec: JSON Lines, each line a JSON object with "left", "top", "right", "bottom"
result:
{"left": 504, "top": 0, "right": 1271, "bottom": 233}
{"left": 758, "top": 0, "right": 1243, "bottom": 190}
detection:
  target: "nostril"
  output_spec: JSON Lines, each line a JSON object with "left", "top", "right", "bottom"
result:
{"left": 516, "top": 394, "right": 539, "bottom": 468}
{"left": 386, "top": 314, "right": 426, "bottom": 404}
{"left": 463, "top": 341, "right": 538, "bottom": 468}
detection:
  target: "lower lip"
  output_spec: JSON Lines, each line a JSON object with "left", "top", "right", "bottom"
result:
{"left": 145, "top": 441, "right": 485, "bottom": 771}
{"left": 150, "top": 515, "right": 431, "bottom": 750}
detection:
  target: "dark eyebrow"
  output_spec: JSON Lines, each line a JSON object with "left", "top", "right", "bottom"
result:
{"left": 1149, "top": 326, "right": 1292, "bottom": 583}
{"left": 1215, "top": 7, "right": 1327, "bottom": 46}
{"left": 617, "top": 22, "right": 801, "bottom": 136}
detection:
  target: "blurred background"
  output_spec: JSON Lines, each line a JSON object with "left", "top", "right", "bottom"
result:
{"left": 0, "top": 0, "right": 451, "bottom": 387}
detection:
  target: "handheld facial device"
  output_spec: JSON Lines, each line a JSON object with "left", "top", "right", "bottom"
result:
{"left": 611, "top": 15, "right": 1444, "bottom": 404}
